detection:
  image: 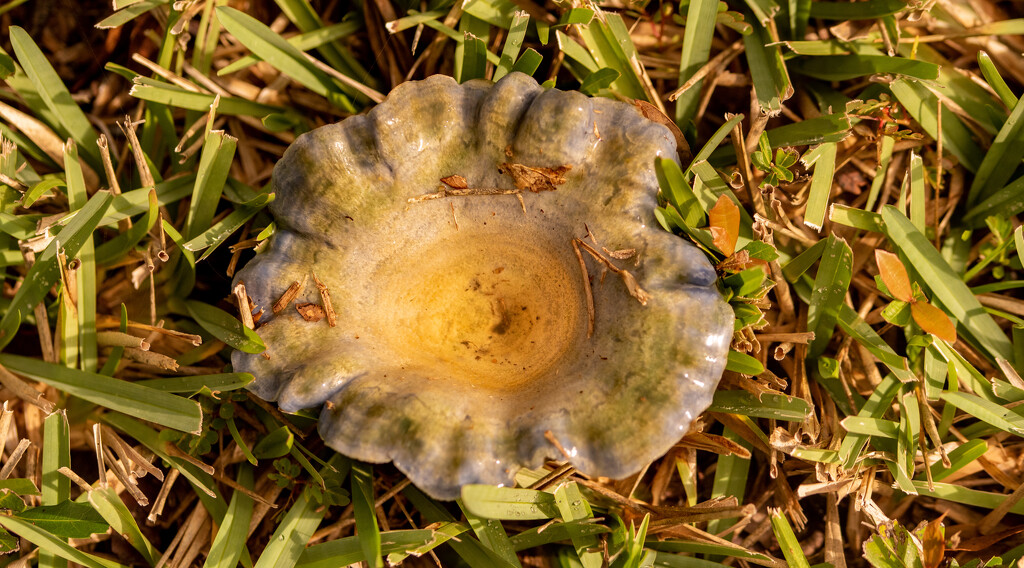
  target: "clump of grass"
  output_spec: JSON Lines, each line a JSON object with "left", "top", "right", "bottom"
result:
{"left": 1, "top": 1, "right": 1024, "bottom": 567}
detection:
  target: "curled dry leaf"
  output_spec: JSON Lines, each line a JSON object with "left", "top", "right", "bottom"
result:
{"left": 875, "top": 250, "right": 914, "bottom": 303}
{"left": 498, "top": 162, "right": 571, "bottom": 192}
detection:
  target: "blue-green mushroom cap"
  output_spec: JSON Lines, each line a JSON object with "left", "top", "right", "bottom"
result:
{"left": 232, "top": 73, "right": 733, "bottom": 499}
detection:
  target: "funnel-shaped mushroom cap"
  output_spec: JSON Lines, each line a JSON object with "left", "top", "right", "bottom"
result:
{"left": 232, "top": 73, "right": 733, "bottom": 499}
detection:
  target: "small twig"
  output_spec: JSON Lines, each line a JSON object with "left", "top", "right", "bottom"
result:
{"left": 571, "top": 238, "right": 595, "bottom": 338}
{"left": 575, "top": 238, "right": 650, "bottom": 305}
{"left": 408, "top": 186, "right": 531, "bottom": 203}
{"left": 272, "top": 276, "right": 308, "bottom": 314}
{"left": 312, "top": 273, "right": 337, "bottom": 327}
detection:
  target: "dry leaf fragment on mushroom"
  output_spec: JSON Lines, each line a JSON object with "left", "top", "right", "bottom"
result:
{"left": 439, "top": 174, "right": 468, "bottom": 189}
{"left": 498, "top": 162, "right": 571, "bottom": 192}
{"left": 296, "top": 303, "right": 325, "bottom": 322}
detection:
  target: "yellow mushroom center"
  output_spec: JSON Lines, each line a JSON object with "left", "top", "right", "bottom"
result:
{"left": 374, "top": 228, "right": 585, "bottom": 391}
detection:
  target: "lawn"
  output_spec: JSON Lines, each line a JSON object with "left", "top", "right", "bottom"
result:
{"left": 1, "top": 0, "right": 1024, "bottom": 566}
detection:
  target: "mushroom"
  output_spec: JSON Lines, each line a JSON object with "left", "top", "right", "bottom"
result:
{"left": 232, "top": 73, "right": 734, "bottom": 499}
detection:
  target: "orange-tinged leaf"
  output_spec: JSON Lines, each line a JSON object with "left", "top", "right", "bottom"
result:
{"left": 875, "top": 249, "right": 914, "bottom": 302}
{"left": 911, "top": 301, "right": 957, "bottom": 342}
{"left": 709, "top": 194, "right": 740, "bottom": 257}
{"left": 922, "top": 514, "right": 946, "bottom": 568}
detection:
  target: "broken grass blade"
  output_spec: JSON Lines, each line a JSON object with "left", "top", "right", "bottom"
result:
{"left": 801, "top": 141, "right": 837, "bottom": 231}
{"left": 493, "top": 11, "right": 529, "bottom": 82}
{"left": 829, "top": 203, "right": 883, "bottom": 232}
{"left": 917, "top": 438, "right": 987, "bottom": 482}
{"left": 0, "top": 354, "right": 203, "bottom": 434}
{"left": 88, "top": 487, "right": 160, "bottom": 566}
{"left": 880, "top": 206, "right": 1013, "bottom": 361}
{"left": 743, "top": 21, "right": 792, "bottom": 115}
{"left": 460, "top": 485, "right": 560, "bottom": 520}
{"left": 837, "top": 303, "right": 915, "bottom": 382}
{"left": 0, "top": 190, "right": 112, "bottom": 350}
{"left": 708, "top": 390, "right": 810, "bottom": 421}
{"left": 203, "top": 465, "right": 255, "bottom": 568}
{"left": 675, "top": 0, "right": 717, "bottom": 126}
{"left": 184, "top": 193, "right": 273, "bottom": 260}
{"left": 185, "top": 130, "right": 236, "bottom": 241}
{"left": 458, "top": 32, "right": 488, "bottom": 83}
{"left": 96, "top": 1, "right": 161, "bottom": 29}
{"left": 216, "top": 7, "right": 354, "bottom": 111}
{"left": 129, "top": 80, "right": 287, "bottom": 117}
{"left": 807, "top": 236, "right": 852, "bottom": 357}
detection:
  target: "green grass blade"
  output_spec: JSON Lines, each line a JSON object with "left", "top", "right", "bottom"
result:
{"left": 183, "top": 300, "right": 265, "bottom": 354}
{"left": 880, "top": 206, "right": 1012, "bottom": 361}
{"left": 137, "top": 373, "right": 253, "bottom": 394}
{"left": 460, "top": 501, "right": 522, "bottom": 568}
{"left": 0, "top": 354, "right": 203, "bottom": 434}
{"left": 978, "top": 51, "right": 1017, "bottom": 109}
{"left": 0, "top": 515, "right": 125, "bottom": 568}
{"left": 891, "top": 78, "right": 984, "bottom": 172}
{"left": 865, "top": 134, "right": 895, "bottom": 211}
{"left": 553, "top": 482, "right": 600, "bottom": 568}
{"left": 706, "top": 427, "right": 750, "bottom": 535}
{"left": 185, "top": 194, "right": 273, "bottom": 260}
{"left": 404, "top": 486, "right": 516, "bottom": 568}
{"left": 351, "top": 462, "right": 382, "bottom": 568}
{"left": 65, "top": 141, "right": 98, "bottom": 373}
{"left": 708, "top": 390, "right": 811, "bottom": 421}
{"left": 940, "top": 391, "right": 1024, "bottom": 435}
{"left": 0, "top": 190, "right": 112, "bottom": 349}
{"left": 807, "top": 236, "right": 852, "bottom": 357}
{"left": 800, "top": 142, "right": 837, "bottom": 231}
{"left": 743, "top": 20, "right": 792, "bottom": 115}
{"left": 675, "top": 0, "right": 718, "bottom": 125}
{"left": 88, "top": 487, "right": 161, "bottom": 566}
{"left": 461, "top": 485, "right": 560, "bottom": 520}
{"left": 219, "top": 21, "right": 362, "bottom": 75}
{"left": 216, "top": 7, "right": 354, "bottom": 112}
{"left": 9, "top": 27, "right": 99, "bottom": 166}
{"left": 769, "top": 509, "right": 810, "bottom": 568}
{"left": 808, "top": 0, "right": 907, "bottom": 19}
{"left": 493, "top": 11, "right": 530, "bottom": 82}
{"left": 272, "top": 0, "right": 372, "bottom": 88}
{"left": 185, "top": 131, "right": 236, "bottom": 241}
{"left": 204, "top": 465, "right": 255, "bottom": 568}
{"left": 966, "top": 88, "right": 1024, "bottom": 207}
{"left": 908, "top": 152, "right": 926, "bottom": 232}
{"left": 917, "top": 438, "right": 987, "bottom": 482}
{"left": 791, "top": 55, "right": 938, "bottom": 81}
{"left": 41, "top": 412, "right": 70, "bottom": 506}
